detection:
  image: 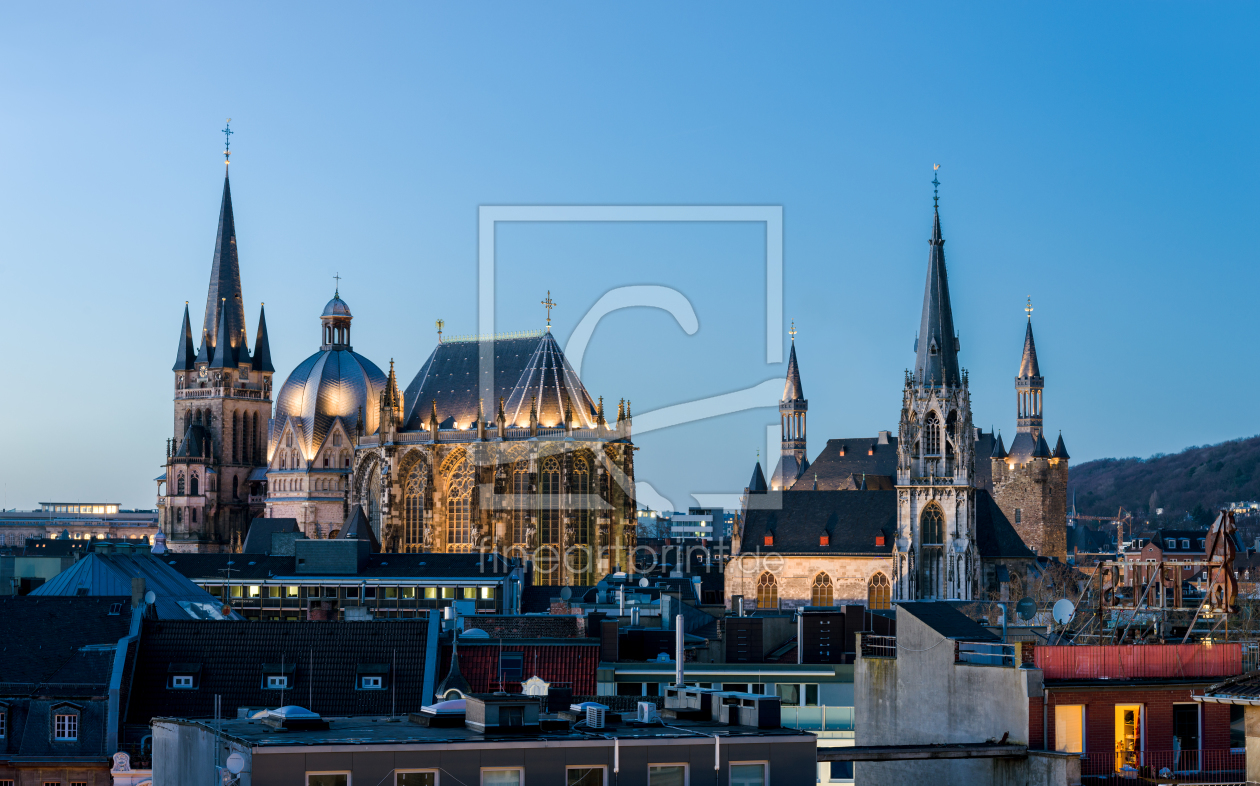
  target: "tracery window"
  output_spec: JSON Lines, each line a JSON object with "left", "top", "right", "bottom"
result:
{"left": 536, "top": 456, "right": 562, "bottom": 584}
{"left": 756, "top": 572, "right": 778, "bottom": 609}
{"left": 367, "top": 466, "right": 382, "bottom": 539}
{"left": 919, "top": 504, "right": 945, "bottom": 599}
{"left": 924, "top": 411, "right": 941, "bottom": 456}
{"left": 868, "top": 573, "right": 891, "bottom": 610}
{"left": 921, "top": 504, "right": 944, "bottom": 545}
{"left": 811, "top": 573, "right": 833, "bottom": 607}
{"left": 190, "top": 474, "right": 199, "bottom": 496}
{"left": 446, "top": 456, "right": 475, "bottom": 553}
{"left": 571, "top": 456, "right": 592, "bottom": 577}
{"left": 403, "top": 462, "right": 428, "bottom": 553}
{"left": 511, "top": 459, "right": 530, "bottom": 546}
{"left": 176, "top": 474, "right": 185, "bottom": 495}
{"left": 232, "top": 412, "right": 240, "bottom": 463}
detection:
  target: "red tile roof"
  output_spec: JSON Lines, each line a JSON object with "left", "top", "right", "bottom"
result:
{"left": 440, "top": 641, "right": 598, "bottom": 695}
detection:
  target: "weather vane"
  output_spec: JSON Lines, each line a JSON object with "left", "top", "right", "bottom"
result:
{"left": 1025, "top": 296, "right": 1034, "bottom": 320}
{"left": 541, "top": 291, "right": 557, "bottom": 331}
{"left": 222, "top": 118, "right": 233, "bottom": 168}
{"left": 334, "top": 272, "right": 341, "bottom": 296}
{"left": 436, "top": 319, "right": 444, "bottom": 342}
{"left": 932, "top": 163, "right": 941, "bottom": 208}
{"left": 789, "top": 319, "right": 797, "bottom": 341}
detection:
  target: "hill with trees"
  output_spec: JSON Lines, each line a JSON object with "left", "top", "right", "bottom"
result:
{"left": 1069, "top": 435, "right": 1260, "bottom": 527}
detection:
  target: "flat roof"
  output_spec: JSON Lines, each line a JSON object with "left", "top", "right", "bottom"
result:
{"left": 157, "top": 715, "right": 814, "bottom": 749}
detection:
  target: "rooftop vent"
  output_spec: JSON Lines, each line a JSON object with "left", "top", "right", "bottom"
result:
{"left": 585, "top": 704, "right": 607, "bottom": 729}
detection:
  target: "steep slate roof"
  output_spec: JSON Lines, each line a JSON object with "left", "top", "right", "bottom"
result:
{"left": 30, "top": 552, "right": 235, "bottom": 619}
{"left": 975, "top": 491, "right": 1036, "bottom": 559}
{"left": 173, "top": 303, "right": 196, "bottom": 371}
{"left": 746, "top": 461, "right": 768, "bottom": 494}
{"left": 1019, "top": 318, "right": 1042, "bottom": 379}
{"left": 741, "top": 491, "right": 896, "bottom": 555}
{"left": 175, "top": 423, "right": 210, "bottom": 458}
{"left": 501, "top": 331, "right": 599, "bottom": 429}
{"left": 783, "top": 342, "right": 804, "bottom": 401}
{"left": 163, "top": 552, "right": 511, "bottom": 581}
{"left": 1053, "top": 432, "right": 1070, "bottom": 460}
{"left": 438, "top": 640, "right": 599, "bottom": 695}
{"left": 914, "top": 208, "right": 961, "bottom": 387}
{"left": 787, "top": 438, "right": 898, "bottom": 491}
{"left": 241, "top": 518, "right": 301, "bottom": 555}
{"left": 0, "top": 596, "right": 132, "bottom": 688}
{"left": 338, "top": 507, "right": 381, "bottom": 552}
{"left": 770, "top": 454, "right": 804, "bottom": 492}
{"left": 1006, "top": 432, "right": 1036, "bottom": 464}
{"left": 898, "top": 602, "right": 999, "bottom": 642}
{"left": 200, "top": 174, "right": 246, "bottom": 364}
{"left": 126, "top": 619, "right": 434, "bottom": 722}
{"left": 252, "top": 304, "right": 275, "bottom": 373}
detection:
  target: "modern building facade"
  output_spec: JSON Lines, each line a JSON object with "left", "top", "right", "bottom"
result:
{"left": 0, "top": 504, "right": 157, "bottom": 548}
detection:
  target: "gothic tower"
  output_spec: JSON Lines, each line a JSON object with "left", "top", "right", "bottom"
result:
{"left": 991, "top": 303, "right": 1069, "bottom": 560}
{"left": 159, "top": 167, "right": 274, "bottom": 552}
{"left": 770, "top": 327, "right": 808, "bottom": 491}
{"left": 893, "top": 188, "right": 978, "bottom": 601}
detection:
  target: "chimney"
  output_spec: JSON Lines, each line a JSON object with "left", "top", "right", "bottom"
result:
{"left": 675, "top": 614, "right": 685, "bottom": 687}
{"left": 131, "top": 577, "right": 146, "bottom": 608}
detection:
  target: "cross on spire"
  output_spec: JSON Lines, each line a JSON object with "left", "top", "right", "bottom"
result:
{"left": 1025, "top": 296, "right": 1034, "bottom": 320}
{"left": 789, "top": 319, "right": 797, "bottom": 341}
{"left": 334, "top": 272, "right": 341, "bottom": 296}
{"left": 541, "top": 291, "right": 557, "bottom": 331}
{"left": 222, "top": 119, "right": 233, "bottom": 169}
{"left": 932, "top": 163, "right": 941, "bottom": 209}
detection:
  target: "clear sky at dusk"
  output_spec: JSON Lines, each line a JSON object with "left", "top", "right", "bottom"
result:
{"left": 1, "top": 3, "right": 1257, "bottom": 511}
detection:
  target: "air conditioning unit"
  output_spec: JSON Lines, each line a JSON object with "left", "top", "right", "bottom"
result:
{"left": 637, "top": 702, "right": 658, "bottom": 723}
{"left": 586, "top": 704, "right": 607, "bottom": 729}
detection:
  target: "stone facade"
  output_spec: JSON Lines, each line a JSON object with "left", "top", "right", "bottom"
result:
{"left": 724, "top": 554, "right": 893, "bottom": 611}
{"left": 991, "top": 455, "right": 1068, "bottom": 561}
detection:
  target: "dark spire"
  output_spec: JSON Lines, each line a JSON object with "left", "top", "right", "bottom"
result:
{"left": 1032, "top": 433, "right": 1052, "bottom": 458}
{"left": 913, "top": 179, "right": 961, "bottom": 386}
{"left": 748, "top": 461, "right": 768, "bottom": 494}
{"left": 1053, "top": 431, "right": 1070, "bottom": 460}
{"left": 783, "top": 341, "right": 804, "bottom": 401}
{"left": 1019, "top": 310, "right": 1041, "bottom": 379}
{"left": 208, "top": 298, "right": 236, "bottom": 369}
{"left": 172, "top": 303, "right": 196, "bottom": 371}
{"left": 991, "top": 431, "right": 1008, "bottom": 459}
{"left": 201, "top": 174, "right": 246, "bottom": 359}
{"left": 194, "top": 329, "right": 211, "bottom": 366}
{"left": 252, "top": 304, "right": 275, "bottom": 373}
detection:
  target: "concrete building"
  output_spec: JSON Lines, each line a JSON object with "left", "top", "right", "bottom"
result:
{"left": 0, "top": 504, "right": 158, "bottom": 548}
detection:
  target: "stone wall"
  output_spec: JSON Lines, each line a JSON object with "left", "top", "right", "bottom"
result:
{"left": 724, "top": 554, "right": 893, "bottom": 610}
{"left": 991, "top": 457, "right": 1068, "bottom": 561}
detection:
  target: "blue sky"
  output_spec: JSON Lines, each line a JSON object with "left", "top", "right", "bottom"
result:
{"left": 1, "top": 3, "right": 1257, "bottom": 511}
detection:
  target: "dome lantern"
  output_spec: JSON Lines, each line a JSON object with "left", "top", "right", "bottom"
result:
{"left": 321, "top": 291, "right": 353, "bottom": 350}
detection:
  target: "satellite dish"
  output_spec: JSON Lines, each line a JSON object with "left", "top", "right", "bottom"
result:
{"left": 1016, "top": 596, "right": 1037, "bottom": 621}
{"left": 225, "top": 752, "right": 245, "bottom": 775}
{"left": 638, "top": 577, "right": 650, "bottom": 588}
{"left": 144, "top": 590, "right": 156, "bottom": 606}
{"left": 559, "top": 586, "right": 572, "bottom": 601}
{"left": 1052, "top": 598, "right": 1075, "bottom": 624}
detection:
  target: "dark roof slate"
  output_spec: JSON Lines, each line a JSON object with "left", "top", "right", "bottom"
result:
{"left": 914, "top": 208, "right": 961, "bottom": 387}
{"left": 252, "top": 304, "right": 275, "bottom": 373}
{"left": 898, "top": 601, "right": 999, "bottom": 642}
{"left": 747, "top": 462, "right": 768, "bottom": 494}
{"left": 786, "top": 438, "right": 898, "bottom": 491}
{"left": 1053, "top": 432, "right": 1070, "bottom": 460}
{"left": 783, "top": 342, "right": 804, "bottom": 401}
{"left": 975, "top": 490, "right": 1036, "bottom": 559}
{"left": 742, "top": 491, "right": 896, "bottom": 555}
{"left": 0, "top": 596, "right": 132, "bottom": 687}
{"left": 338, "top": 507, "right": 380, "bottom": 552}
{"left": 1019, "top": 318, "right": 1042, "bottom": 379}
{"left": 200, "top": 175, "right": 246, "bottom": 366}
{"left": 173, "top": 304, "right": 196, "bottom": 372}
{"left": 241, "top": 518, "right": 300, "bottom": 555}
{"left": 30, "top": 552, "right": 233, "bottom": 620}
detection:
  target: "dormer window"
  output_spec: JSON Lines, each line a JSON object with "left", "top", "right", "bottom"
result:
{"left": 54, "top": 712, "right": 78, "bottom": 741}
{"left": 356, "top": 664, "right": 389, "bottom": 690}
{"left": 1167, "top": 539, "right": 1176, "bottom": 549}
{"left": 819, "top": 534, "right": 829, "bottom": 547}
{"left": 172, "top": 675, "right": 194, "bottom": 688}
{"left": 764, "top": 534, "right": 774, "bottom": 547}
{"left": 1181, "top": 539, "right": 1191, "bottom": 550}
{"left": 361, "top": 676, "right": 382, "bottom": 689}
{"left": 1198, "top": 539, "right": 1206, "bottom": 551}
{"left": 267, "top": 675, "right": 288, "bottom": 689}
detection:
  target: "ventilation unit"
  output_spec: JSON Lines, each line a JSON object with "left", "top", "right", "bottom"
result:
{"left": 585, "top": 704, "right": 607, "bottom": 729}
{"left": 637, "top": 702, "right": 658, "bottom": 723}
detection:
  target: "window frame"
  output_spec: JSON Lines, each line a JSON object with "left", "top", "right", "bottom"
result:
{"left": 170, "top": 674, "right": 196, "bottom": 689}
{"left": 53, "top": 712, "right": 79, "bottom": 741}
{"left": 648, "top": 763, "right": 689, "bottom": 786}
{"left": 306, "top": 772, "right": 352, "bottom": 786}
{"left": 361, "top": 676, "right": 384, "bottom": 690}
{"left": 265, "top": 674, "right": 290, "bottom": 690}
{"left": 395, "top": 770, "right": 439, "bottom": 786}
{"left": 564, "top": 765, "right": 608, "bottom": 786}
{"left": 1054, "top": 704, "right": 1085, "bottom": 754}
{"left": 479, "top": 767, "right": 523, "bottom": 786}
{"left": 729, "top": 760, "right": 769, "bottom": 786}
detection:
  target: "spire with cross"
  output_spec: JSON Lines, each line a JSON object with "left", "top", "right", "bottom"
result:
{"left": 789, "top": 319, "right": 797, "bottom": 342}
{"left": 334, "top": 272, "right": 341, "bottom": 297}
{"left": 932, "top": 163, "right": 941, "bottom": 209}
{"left": 222, "top": 119, "right": 233, "bottom": 170}
{"left": 541, "top": 291, "right": 557, "bottom": 331}
{"left": 1025, "top": 296, "right": 1034, "bottom": 320}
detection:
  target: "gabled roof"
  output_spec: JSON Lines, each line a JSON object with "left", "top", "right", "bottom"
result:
{"left": 173, "top": 303, "right": 196, "bottom": 371}
{"left": 783, "top": 341, "right": 804, "bottom": 401}
{"left": 898, "top": 602, "right": 999, "bottom": 642}
{"left": 241, "top": 517, "right": 301, "bottom": 555}
{"left": 126, "top": 618, "right": 434, "bottom": 723}
{"left": 0, "top": 596, "right": 132, "bottom": 687}
{"left": 913, "top": 208, "right": 961, "bottom": 387}
{"left": 787, "top": 437, "right": 898, "bottom": 491}
{"left": 200, "top": 175, "right": 246, "bottom": 363}
{"left": 1018, "top": 318, "right": 1041, "bottom": 379}
{"left": 746, "top": 461, "right": 768, "bottom": 494}
{"left": 741, "top": 490, "right": 896, "bottom": 555}
{"left": 30, "top": 552, "right": 236, "bottom": 619}
{"left": 175, "top": 423, "right": 210, "bottom": 458}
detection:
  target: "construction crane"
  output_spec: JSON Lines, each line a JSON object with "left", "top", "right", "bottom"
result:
{"left": 1069, "top": 507, "right": 1134, "bottom": 550}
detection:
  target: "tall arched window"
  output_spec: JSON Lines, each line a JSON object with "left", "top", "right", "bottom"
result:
{"left": 572, "top": 456, "right": 592, "bottom": 578}
{"left": 403, "top": 462, "right": 428, "bottom": 553}
{"left": 536, "top": 456, "right": 562, "bottom": 583}
{"left": 190, "top": 474, "right": 199, "bottom": 496}
{"left": 176, "top": 474, "right": 185, "bottom": 495}
{"left": 924, "top": 411, "right": 941, "bottom": 455}
{"left": 920, "top": 504, "right": 945, "bottom": 599}
{"left": 341, "top": 450, "right": 350, "bottom": 468}
{"left": 232, "top": 476, "right": 238, "bottom": 500}
{"left": 512, "top": 459, "right": 530, "bottom": 546}
{"left": 232, "top": 412, "right": 240, "bottom": 463}
{"left": 367, "top": 466, "right": 382, "bottom": 538}
{"left": 253, "top": 413, "right": 261, "bottom": 463}
{"left": 944, "top": 410, "right": 957, "bottom": 461}
{"left": 811, "top": 573, "right": 833, "bottom": 607}
{"left": 757, "top": 572, "right": 778, "bottom": 609}
{"left": 280, "top": 454, "right": 286, "bottom": 469}
{"left": 446, "top": 456, "right": 475, "bottom": 553}
{"left": 868, "top": 573, "right": 891, "bottom": 610}
{"left": 286, "top": 431, "right": 293, "bottom": 448}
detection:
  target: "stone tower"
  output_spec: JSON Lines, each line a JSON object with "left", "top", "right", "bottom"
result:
{"left": 893, "top": 196, "right": 979, "bottom": 601}
{"left": 770, "top": 329, "right": 808, "bottom": 491}
{"left": 991, "top": 305, "right": 1069, "bottom": 560}
{"left": 159, "top": 171, "right": 274, "bottom": 552}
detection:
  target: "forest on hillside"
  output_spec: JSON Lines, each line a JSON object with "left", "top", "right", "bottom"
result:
{"left": 1069, "top": 434, "right": 1260, "bottom": 527}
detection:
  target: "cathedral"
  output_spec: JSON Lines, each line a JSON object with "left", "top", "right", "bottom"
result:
{"left": 729, "top": 183, "right": 1069, "bottom": 608}
{"left": 156, "top": 150, "right": 637, "bottom": 580}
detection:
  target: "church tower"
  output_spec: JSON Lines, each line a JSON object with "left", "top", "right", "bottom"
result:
{"left": 893, "top": 174, "right": 978, "bottom": 601}
{"left": 991, "top": 301, "right": 1069, "bottom": 560}
{"left": 770, "top": 325, "right": 808, "bottom": 490}
{"left": 158, "top": 135, "right": 274, "bottom": 553}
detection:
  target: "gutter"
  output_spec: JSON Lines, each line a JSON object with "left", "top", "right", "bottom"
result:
{"left": 107, "top": 601, "right": 146, "bottom": 754}
{"left": 421, "top": 609, "right": 439, "bottom": 704}
{"left": 1195, "top": 694, "right": 1260, "bottom": 705}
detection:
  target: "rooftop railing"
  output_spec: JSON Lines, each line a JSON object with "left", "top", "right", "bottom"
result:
{"left": 956, "top": 641, "right": 1016, "bottom": 667}
{"left": 860, "top": 634, "right": 897, "bottom": 659}
{"left": 1035, "top": 643, "right": 1241, "bottom": 681}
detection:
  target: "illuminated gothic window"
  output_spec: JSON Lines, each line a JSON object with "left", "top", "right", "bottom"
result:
{"left": 403, "top": 462, "right": 428, "bottom": 553}
{"left": 924, "top": 411, "right": 941, "bottom": 456}
{"left": 756, "top": 572, "right": 778, "bottom": 609}
{"left": 446, "top": 456, "right": 475, "bottom": 553}
{"left": 919, "top": 504, "right": 945, "bottom": 599}
{"left": 367, "top": 466, "right": 382, "bottom": 538}
{"left": 920, "top": 504, "right": 944, "bottom": 545}
{"left": 868, "top": 573, "right": 891, "bottom": 610}
{"left": 572, "top": 456, "right": 592, "bottom": 576}
{"left": 811, "top": 573, "right": 833, "bottom": 607}
{"left": 536, "top": 456, "right": 562, "bottom": 584}
{"left": 512, "top": 459, "right": 530, "bottom": 546}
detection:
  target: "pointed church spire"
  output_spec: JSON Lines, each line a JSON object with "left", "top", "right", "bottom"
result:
{"left": 747, "top": 460, "right": 768, "bottom": 494}
{"left": 209, "top": 298, "right": 236, "bottom": 369}
{"left": 173, "top": 302, "right": 196, "bottom": 371}
{"left": 201, "top": 173, "right": 247, "bottom": 360}
{"left": 783, "top": 339, "right": 804, "bottom": 401}
{"left": 252, "top": 304, "right": 275, "bottom": 372}
{"left": 1019, "top": 299, "right": 1041, "bottom": 378}
{"left": 913, "top": 171, "right": 961, "bottom": 387}
{"left": 991, "top": 431, "right": 1008, "bottom": 459}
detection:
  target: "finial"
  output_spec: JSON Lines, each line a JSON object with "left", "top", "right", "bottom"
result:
{"left": 541, "top": 291, "right": 557, "bottom": 331}
{"left": 436, "top": 319, "right": 444, "bottom": 342}
{"left": 334, "top": 272, "right": 341, "bottom": 297}
{"left": 932, "top": 164, "right": 940, "bottom": 209}
{"left": 789, "top": 320, "right": 797, "bottom": 342}
{"left": 1025, "top": 296, "right": 1033, "bottom": 320}
{"left": 222, "top": 119, "right": 233, "bottom": 169}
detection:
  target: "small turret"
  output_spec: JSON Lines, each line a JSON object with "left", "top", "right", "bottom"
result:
{"left": 173, "top": 303, "right": 196, "bottom": 372}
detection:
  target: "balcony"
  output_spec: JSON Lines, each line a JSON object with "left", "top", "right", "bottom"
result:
{"left": 176, "top": 386, "right": 266, "bottom": 400}
{"left": 1035, "top": 644, "right": 1241, "bottom": 681}
{"left": 1079, "top": 748, "right": 1243, "bottom": 781}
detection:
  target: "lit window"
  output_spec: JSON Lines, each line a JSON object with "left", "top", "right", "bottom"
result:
{"left": 268, "top": 586, "right": 281, "bottom": 599}
{"left": 266, "top": 675, "right": 288, "bottom": 689}
{"left": 396, "top": 772, "right": 437, "bottom": 786}
{"left": 248, "top": 586, "right": 261, "bottom": 598}
{"left": 385, "top": 587, "right": 399, "bottom": 600}
{"left": 480, "top": 586, "right": 495, "bottom": 600}
{"left": 423, "top": 587, "right": 436, "bottom": 599}
{"left": 230, "top": 585, "right": 243, "bottom": 598}
{"left": 1054, "top": 704, "right": 1085, "bottom": 753}
{"left": 463, "top": 587, "right": 477, "bottom": 600}
{"left": 286, "top": 586, "right": 300, "bottom": 598}
{"left": 442, "top": 587, "right": 455, "bottom": 599}
{"left": 172, "top": 675, "right": 194, "bottom": 689}
{"left": 54, "top": 713, "right": 78, "bottom": 740}
{"left": 361, "top": 676, "right": 383, "bottom": 690}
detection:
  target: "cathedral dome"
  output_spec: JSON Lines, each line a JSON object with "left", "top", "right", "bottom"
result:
{"left": 323, "top": 295, "right": 352, "bottom": 318}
